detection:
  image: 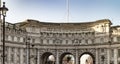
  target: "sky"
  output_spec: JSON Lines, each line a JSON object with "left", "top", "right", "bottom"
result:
{"left": 2, "top": 0, "right": 120, "bottom": 25}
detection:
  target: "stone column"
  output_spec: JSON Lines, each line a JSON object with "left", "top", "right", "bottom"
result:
{"left": 95, "top": 48, "right": 98, "bottom": 64}
{"left": 107, "top": 48, "right": 110, "bottom": 64}
{"left": 37, "top": 49, "right": 39, "bottom": 64}
{"left": 114, "top": 49, "right": 118, "bottom": 64}
{"left": 20, "top": 48, "right": 23, "bottom": 64}
{"left": 56, "top": 50, "right": 59, "bottom": 64}
{"left": 76, "top": 49, "right": 78, "bottom": 64}
{"left": 14, "top": 48, "right": 17, "bottom": 64}
{"left": 8, "top": 47, "right": 11, "bottom": 64}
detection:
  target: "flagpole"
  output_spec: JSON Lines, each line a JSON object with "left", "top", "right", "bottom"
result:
{"left": 0, "top": 0, "right": 1, "bottom": 19}
{"left": 0, "top": 0, "right": 1, "bottom": 63}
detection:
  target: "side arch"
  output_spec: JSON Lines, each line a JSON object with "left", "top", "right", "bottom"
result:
{"left": 59, "top": 52, "right": 75, "bottom": 64}
{"left": 41, "top": 52, "right": 55, "bottom": 64}
{"left": 79, "top": 52, "right": 95, "bottom": 64}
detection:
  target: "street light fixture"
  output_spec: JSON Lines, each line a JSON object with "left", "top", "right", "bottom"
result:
{"left": 0, "top": 2, "right": 8, "bottom": 64}
{"left": 0, "top": 2, "right": 8, "bottom": 17}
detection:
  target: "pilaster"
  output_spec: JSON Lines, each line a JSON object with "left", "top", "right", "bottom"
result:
{"left": 114, "top": 48, "right": 118, "bottom": 64}
{"left": 20, "top": 48, "right": 23, "bottom": 64}
{"left": 14, "top": 48, "right": 17, "bottom": 64}
{"left": 8, "top": 47, "right": 11, "bottom": 64}
{"left": 56, "top": 50, "right": 59, "bottom": 64}
{"left": 95, "top": 48, "right": 98, "bottom": 64}
{"left": 75, "top": 49, "right": 78, "bottom": 64}
{"left": 37, "top": 49, "right": 39, "bottom": 64}
{"left": 107, "top": 48, "right": 110, "bottom": 64}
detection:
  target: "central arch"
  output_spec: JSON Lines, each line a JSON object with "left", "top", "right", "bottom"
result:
{"left": 60, "top": 52, "right": 75, "bottom": 64}
{"left": 79, "top": 52, "right": 95, "bottom": 64}
{"left": 41, "top": 52, "right": 55, "bottom": 64}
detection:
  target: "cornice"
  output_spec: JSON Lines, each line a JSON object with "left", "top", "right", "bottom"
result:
{"left": 14, "top": 19, "right": 112, "bottom": 29}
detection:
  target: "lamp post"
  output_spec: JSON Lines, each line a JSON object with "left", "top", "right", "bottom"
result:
{"left": 0, "top": 2, "right": 8, "bottom": 64}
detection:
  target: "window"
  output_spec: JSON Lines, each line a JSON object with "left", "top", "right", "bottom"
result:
{"left": 53, "top": 40, "right": 55, "bottom": 44}
{"left": 17, "top": 48, "right": 20, "bottom": 54}
{"left": 60, "top": 40, "right": 62, "bottom": 44}
{"left": 100, "top": 38, "right": 104, "bottom": 43}
{"left": 14, "top": 36, "right": 17, "bottom": 42}
{"left": 32, "top": 27, "right": 35, "bottom": 32}
{"left": 88, "top": 39, "right": 92, "bottom": 44}
{"left": 32, "top": 39, "right": 35, "bottom": 43}
{"left": 5, "top": 35, "right": 8, "bottom": 40}
{"left": 8, "top": 36, "right": 12, "bottom": 41}
{"left": 12, "top": 36, "right": 14, "bottom": 41}
{"left": 11, "top": 47, "right": 14, "bottom": 52}
{"left": 72, "top": 40, "right": 74, "bottom": 44}
{"left": 101, "top": 49, "right": 104, "bottom": 52}
{"left": 92, "top": 39, "right": 94, "bottom": 43}
{"left": 20, "top": 37, "right": 23, "bottom": 42}
{"left": 56, "top": 39, "right": 61, "bottom": 44}
{"left": 66, "top": 40, "right": 68, "bottom": 44}
{"left": 72, "top": 39, "right": 81, "bottom": 45}
{"left": 47, "top": 39, "right": 49, "bottom": 44}
{"left": 85, "top": 40, "right": 88, "bottom": 44}
{"left": 17, "top": 37, "right": 20, "bottom": 42}
{"left": 66, "top": 34, "right": 68, "bottom": 37}
{"left": 23, "top": 38, "right": 26, "bottom": 42}
{"left": 79, "top": 40, "right": 81, "bottom": 43}
{"left": 40, "top": 39, "right": 43, "bottom": 44}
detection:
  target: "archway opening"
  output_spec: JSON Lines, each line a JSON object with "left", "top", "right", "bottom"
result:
{"left": 79, "top": 53, "right": 94, "bottom": 64}
{"left": 60, "top": 53, "right": 75, "bottom": 64}
{"left": 41, "top": 52, "right": 55, "bottom": 64}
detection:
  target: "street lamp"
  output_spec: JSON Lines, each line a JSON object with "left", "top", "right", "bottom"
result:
{"left": 0, "top": 2, "right": 8, "bottom": 64}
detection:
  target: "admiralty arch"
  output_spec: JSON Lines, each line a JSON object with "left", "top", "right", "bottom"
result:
{"left": 0, "top": 19, "right": 120, "bottom": 64}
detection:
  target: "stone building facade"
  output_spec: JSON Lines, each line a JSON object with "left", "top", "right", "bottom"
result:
{"left": 0, "top": 19, "right": 120, "bottom": 64}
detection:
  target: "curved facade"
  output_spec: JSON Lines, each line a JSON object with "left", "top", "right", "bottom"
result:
{"left": 0, "top": 19, "right": 120, "bottom": 64}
